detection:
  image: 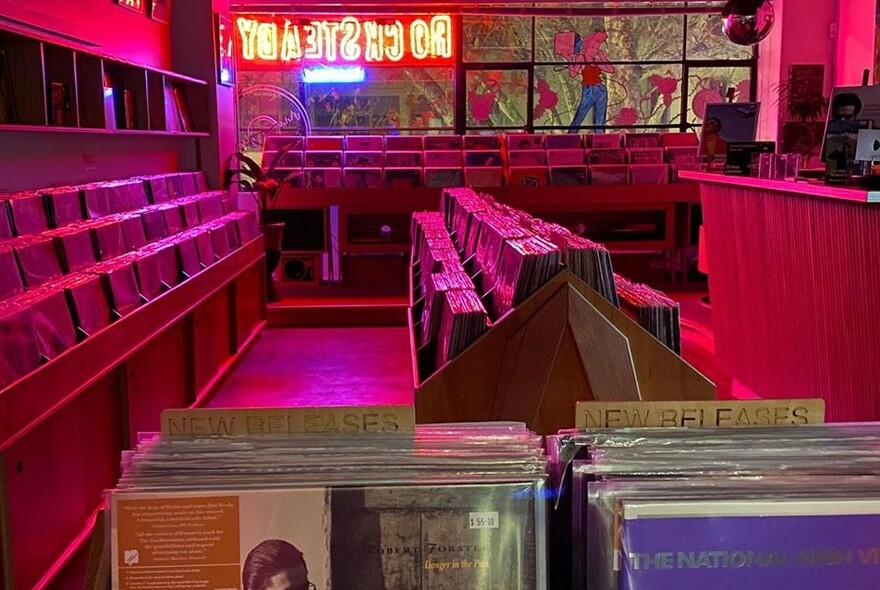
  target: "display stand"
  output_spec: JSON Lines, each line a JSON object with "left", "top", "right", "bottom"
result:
{"left": 412, "top": 270, "right": 715, "bottom": 434}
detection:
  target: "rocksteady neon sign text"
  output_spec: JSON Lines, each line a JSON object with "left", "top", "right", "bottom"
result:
{"left": 235, "top": 14, "right": 454, "bottom": 66}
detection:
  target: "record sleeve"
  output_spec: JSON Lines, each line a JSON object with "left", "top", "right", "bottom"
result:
{"left": 465, "top": 151, "right": 503, "bottom": 167}
{"left": 345, "top": 135, "right": 383, "bottom": 151}
{"left": 0, "top": 199, "right": 13, "bottom": 240}
{"left": 112, "top": 482, "right": 545, "bottom": 590}
{"left": 306, "top": 136, "right": 345, "bottom": 151}
{"left": 508, "top": 167, "right": 549, "bottom": 187}
{"left": 8, "top": 192, "right": 49, "bottom": 235}
{"left": 425, "top": 168, "right": 464, "bottom": 188}
{"left": 424, "top": 135, "right": 463, "bottom": 151}
{"left": 425, "top": 151, "right": 462, "bottom": 167}
{"left": 464, "top": 168, "right": 503, "bottom": 188}
{"left": 49, "top": 225, "right": 97, "bottom": 273}
{"left": 62, "top": 273, "right": 113, "bottom": 336}
{"left": 385, "top": 135, "right": 425, "bottom": 151}
{"left": 305, "top": 151, "right": 344, "bottom": 168}
{"left": 22, "top": 286, "right": 77, "bottom": 359}
{"left": 304, "top": 168, "right": 342, "bottom": 189}
{"left": 14, "top": 236, "right": 63, "bottom": 288}
{"left": 589, "top": 165, "right": 629, "bottom": 185}
{"left": 385, "top": 168, "right": 423, "bottom": 188}
{"left": 506, "top": 134, "right": 544, "bottom": 150}
{"left": 0, "top": 244, "right": 23, "bottom": 300}
{"left": 464, "top": 135, "right": 502, "bottom": 150}
{"left": 549, "top": 166, "right": 588, "bottom": 186}
{"left": 547, "top": 149, "right": 586, "bottom": 166}
{"left": 508, "top": 151, "right": 547, "bottom": 167}
{"left": 264, "top": 135, "right": 305, "bottom": 151}
{"left": 590, "top": 134, "right": 623, "bottom": 149}
{"left": 385, "top": 151, "right": 423, "bottom": 167}
{"left": 344, "top": 151, "right": 384, "bottom": 168}
{"left": 546, "top": 135, "right": 583, "bottom": 149}
{"left": 344, "top": 168, "right": 383, "bottom": 188}
{"left": 43, "top": 187, "right": 85, "bottom": 227}
{"left": 0, "top": 301, "right": 40, "bottom": 388}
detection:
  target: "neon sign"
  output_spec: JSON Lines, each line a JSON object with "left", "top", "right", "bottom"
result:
{"left": 234, "top": 14, "right": 454, "bottom": 67}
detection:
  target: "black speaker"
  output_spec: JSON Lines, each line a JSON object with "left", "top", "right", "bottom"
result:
{"left": 262, "top": 208, "right": 327, "bottom": 252}
{"left": 279, "top": 252, "right": 319, "bottom": 285}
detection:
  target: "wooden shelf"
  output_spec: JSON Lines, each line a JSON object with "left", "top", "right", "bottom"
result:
{"left": 0, "top": 123, "right": 209, "bottom": 137}
{"left": 0, "top": 23, "right": 208, "bottom": 134}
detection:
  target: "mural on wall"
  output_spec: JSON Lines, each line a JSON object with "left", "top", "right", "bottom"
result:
{"left": 236, "top": 78, "right": 311, "bottom": 161}
{"left": 555, "top": 30, "right": 615, "bottom": 132}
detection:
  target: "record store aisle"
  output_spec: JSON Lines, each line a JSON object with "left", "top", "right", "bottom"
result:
{"left": 208, "top": 327, "right": 414, "bottom": 408}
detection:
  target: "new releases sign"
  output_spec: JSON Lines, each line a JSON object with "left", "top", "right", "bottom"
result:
{"left": 234, "top": 14, "right": 454, "bottom": 67}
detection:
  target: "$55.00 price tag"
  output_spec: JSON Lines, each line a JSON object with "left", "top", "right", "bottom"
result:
{"left": 468, "top": 511, "right": 499, "bottom": 529}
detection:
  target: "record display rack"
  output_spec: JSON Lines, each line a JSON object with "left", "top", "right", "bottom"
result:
{"left": 411, "top": 269, "right": 716, "bottom": 435}
{"left": 0, "top": 238, "right": 266, "bottom": 590}
{"left": 0, "top": 22, "right": 208, "bottom": 136}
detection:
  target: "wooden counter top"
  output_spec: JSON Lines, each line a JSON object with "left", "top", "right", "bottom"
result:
{"left": 679, "top": 170, "right": 880, "bottom": 204}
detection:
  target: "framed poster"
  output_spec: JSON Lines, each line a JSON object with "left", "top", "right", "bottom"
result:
{"left": 117, "top": 0, "right": 143, "bottom": 13}
{"left": 217, "top": 13, "right": 235, "bottom": 86}
{"left": 150, "top": 0, "right": 171, "bottom": 23}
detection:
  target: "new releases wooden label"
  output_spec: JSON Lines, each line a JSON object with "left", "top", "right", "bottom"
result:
{"left": 575, "top": 399, "right": 826, "bottom": 429}
{"left": 161, "top": 405, "right": 415, "bottom": 436}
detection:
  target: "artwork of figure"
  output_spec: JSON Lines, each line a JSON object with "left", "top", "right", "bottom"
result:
{"left": 555, "top": 30, "right": 615, "bottom": 133}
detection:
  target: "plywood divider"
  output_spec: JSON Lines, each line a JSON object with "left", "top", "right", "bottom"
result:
{"left": 413, "top": 271, "right": 715, "bottom": 434}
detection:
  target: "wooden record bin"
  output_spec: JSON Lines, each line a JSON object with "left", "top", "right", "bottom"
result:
{"left": 410, "top": 269, "right": 716, "bottom": 435}
{"left": 0, "top": 239, "right": 266, "bottom": 590}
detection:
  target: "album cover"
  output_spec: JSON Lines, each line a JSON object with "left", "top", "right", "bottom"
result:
{"left": 506, "top": 134, "right": 544, "bottom": 150}
{"left": 464, "top": 167, "right": 503, "bottom": 187}
{"left": 700, "top": 102, "right": 761, "bottom": 160}
{"left": 465, "top": 151, "right": 503, "bottom": 167}
{"left": 141, "top": 209, "right": 168, "bottom": 241}
{"left": 0, "top": 303, "right": 40, "bottom": 388}
{"left": 425, "top": 151, "right": 462, "bottom": 167}
{"left": 24, "top": 287, "right": 77, "bottom": 359}
{"left": 385, "top": 168, "right": 423, "bottom": 188}
{"left": 166, "top": 174, "right": 184, "bottom": 201}
{"left": 15, "top": 236, "right": 62, "bottom": 288}
{"left": 386, "top": 135, "right": 425, "bottom": 151}
{"left": 264, "top": 135, "right": 305, "bottom": 152}
{"left": 543, "top": 135, "right": 579, "bottom": 150}
{"left": 590, "top": 133, "right": 623, "bottom": 149}
{"left": 424, "top": 135, "right": 463, "bottom": 151}
{"left": 92, "top": 219, "right": 126, "bottom": 260}
{"left": 547, "top": 149, "right": 585, "bottom": 166}
{"left": 344, "top": 151, "right": 384, "bottom": 168}
{"left": 385, "top": 151, "right": 424, "bottom": 167}
{"left": 344, "top": 168, "right": 383, "bottom": 188}
{"left": 43, "top": 188, "right": 84, "bottom": 227}
{"left": 464, "top": 135, "right": 501, "bottom": 150}
{"left": 345, "top": 135, "right": 383, "bottom": 151}
{"left": 62, "top": 274, "right": 113, "bottom": 336}
{"left": 112, "top": 483, "right": 542, "bottom": 590}
{"left": 509, "top": 167, "right": 548, "bottom": 187}
{"left": 660, "top": 132, "right": 699, "bottom": 147}
{"left": 8, "top": 192, "right": 49, "bottom": 235}
{"left": 589, "top": 165, "right": 629, "bottom": 185}
{"left": 630, "top": 165, "right": 670, "bottom": 184}
{"left": 0, "top": 245, "right": 23, "bottom": 300}
{"left": 627, "top": 148, "right": 664, "bottom": 165}
{"left": 549, "top": 166, "right": 588, "bottom": 186}
{"left": 724, "top": 141, "right": 775, "bottom": 176}
{"left": 304, "top": 168, "right": 342, "bottom": 189}
{"left": 306, "top": 151, "right": 344, "bottom": 168}
{"left": 178, "top": 200, "right": 201, "bottom": 228}
{"left": 588, "top": 149, "right": 627, "bottom": 165}
{"left": 306, "top": 136, "right": 345, "bottom": 151}
{"left": 50, "top": 226, "right": 97, "bottom": 273}
{"left": 509, "top": 150, "right": 547, "bottom": 167}
{"left": 425, "top": 168, "right": 464, "bottom": 188}
{"left": 625, "top": 133, "right": 662, "bottom": 148}
{"left": 618, "top": 499, "right": 880, "bottom": 590}
{"left": 196, "top": 192, "right": 226, "bottom": 222}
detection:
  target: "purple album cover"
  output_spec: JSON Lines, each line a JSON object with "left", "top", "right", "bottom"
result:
{"left": 619, "top": 501, "right": 880, "bottom": 590}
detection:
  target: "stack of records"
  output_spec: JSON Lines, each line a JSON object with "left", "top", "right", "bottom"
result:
{"left": 110, "top": 419, "right": 549, "bottom": 590}
{"left": 409, "top": 211, "right": 447, "bottom": 261}
{"left": 615, "top": 275, "right": 680, "bottom": 353}
{"left": 436, "top": 288, "right": 489, "bottom": 366}
{"left": 492, "top": 236, "right": 561, "bottom": 319}
{"left": 473, "top": 215, "right": 533, "bottom": 296}
{"left": 537, "top": 225, "right": 618, "bottom": 307}
{"left": 547, "top": 424, "right": 880, "bottom": 590}
{"left": 419, "top": 269, "right": 479, "bottom": 347}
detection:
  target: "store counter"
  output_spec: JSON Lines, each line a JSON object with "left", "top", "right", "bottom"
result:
{"left": 680, "top": 171, "right": 880, "bottom": 421}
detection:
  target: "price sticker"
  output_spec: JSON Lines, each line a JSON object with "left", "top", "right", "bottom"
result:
{"left": 468, "top": 511, "right": 499, "bottom": 529}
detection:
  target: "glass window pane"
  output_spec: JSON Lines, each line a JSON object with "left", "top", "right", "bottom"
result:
{"left": 463, "top": 16, "right": 533, "bottom": 62}
{"left": 237, "top": 69, "right": 306, "bottom": 161}
{"left": 305, "top": 67, "right": 454, "bottom": 132}
{"left": 534, "top": 64, "right": 682, "bottom": 130}
{"left": 466, "top": 69, "right": 529, "bottom": 128}
{"left": 686, "top": 14, "right": 754, "bottom": 60}
{"left": 687, "top": 66, "right": 752, "bottom": 123}
{"left": 535, "top": 16, "right": 684, "bottom": 63}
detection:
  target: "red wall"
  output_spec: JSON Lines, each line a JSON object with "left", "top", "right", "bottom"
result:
{"left": 0, "top": 0, "right": 171, "bottom": 69}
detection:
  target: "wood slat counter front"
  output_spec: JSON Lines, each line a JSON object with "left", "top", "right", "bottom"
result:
{"left": 680, "top": 171, "right": 880, "bottom": 421}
